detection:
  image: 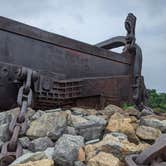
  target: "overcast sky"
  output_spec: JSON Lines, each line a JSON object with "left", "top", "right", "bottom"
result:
{"left": 0, "top": 0, "right": 165, "bottom": 92}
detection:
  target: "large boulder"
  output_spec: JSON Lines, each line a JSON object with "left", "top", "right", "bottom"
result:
{"left": 53, "top": 134, "right": 84, "bottom": 166}
{"left": 71, "top": 115, "right": 88, "bottom": 126}
{"left": 74, "top": 116, "right": 106, "bottom": 141}
{"left": 106, "top": 112, "right": 138, "bottom": 143}
{"left": 85, "top": 133, "right": 149, "bottom": 161}
{"left": 140, "top": 117, "right": 166, "bottom": 132}
{"left": 136, "top": 125, "right": 161, "bottom": 141}
{"left": 125, "top": 107, "right": 140, "bottom": 118}
{"left": 87, "top": 152, "right": 121, "bottom": 166}
{"left": 26, "top": 111, "right": 70, "bottom": 140}
{"left": 104, "top": 104, "right": 124, "bottom": 116}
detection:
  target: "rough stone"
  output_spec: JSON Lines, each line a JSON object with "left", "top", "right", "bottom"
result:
{"left": 73, "top": 115, "right": 106, "bottom": 141}
{"left": 26, "top": 112, "right": 69, "bottom": 140}
{"left": 53, "top": 134, "right": 84, "bottom": 166}
{"left": 75, "top": 121, "right": 105, "bottom": 141}
{"left": 140, "top": 107, "right": 154, "bottom": 117}
{"left": 77, "top": 147, "right": 85, "bottom": 161}
{"left": 136, "top": 125, "right": 161, "bottom": 140}
{"left": 10, "top": 152, "right": 48, "bottom": 165}
{"left": 85, "top": 133, "right": 149, "bottom": 161}
{"left": 44, "top": 147, "right": 54, "bottom": 160}
{"left": 0, "top": 111, "right": 11, "bottom": 125}
{"left": 65, "top": 126, "right": 76, "bottom": 135}
{"left": 104, "top": 104, "right": 124, "bottom": 116}
{"left": 106, "top": 112, "right": 138, "bottom": 143}
{"left": 85, "top": 115, "right": 107, "bottom": 126}
{"left": 14, "top": 159, "right": 54, "bottom": 166}
{"left": 30, "top": 110, "right": 45, "bottom": 121}
{"left": 71, "top": 115, "right": 88, "bottom": 126}
{"left": 140, "top": 117, "right": 166, "bottom": 132}
{"left": 47, "top": 127, "right": 66, "bottom": 141}
{"left": 19, "top": 137, "right": 31, "bottom": 149}
{"left": 87, "top": 152, "right": 121, "bottom": 166}
{"left": 28, "top": 137, "right": 54, "bottom": 152}
{"left": 22, "top": 149, "right": 32, "bottom": 155}
{"left": 125, "top": 107, "right": 140, "bottom": 117}
{"left": 0, "top": 123, "right": 10, "bottom": 142}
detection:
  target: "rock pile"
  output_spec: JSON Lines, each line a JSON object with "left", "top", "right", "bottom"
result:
{"left": 0, "top": 105, "right": 165, "bottom": 166}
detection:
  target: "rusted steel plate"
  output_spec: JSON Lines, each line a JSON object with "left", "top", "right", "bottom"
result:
{"left": 136, "top": 134, "right": 166, "bottom": 165}
{"left": 0, "top": 16, "right": 130, "bottom": 64}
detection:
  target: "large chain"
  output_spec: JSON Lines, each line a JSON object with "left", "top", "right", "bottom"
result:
{"left": 0, "top": 67, "right": 37, "bottom": 166}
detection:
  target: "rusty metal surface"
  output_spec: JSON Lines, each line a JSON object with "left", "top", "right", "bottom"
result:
{"left": 0, "top": 13, "right": 149, "bottom": 166}
{"left": 125, "top": 134, "right": 166, "bottom": 166}
{"left": 0, "top": 13, "right": 147, "bottom": 111}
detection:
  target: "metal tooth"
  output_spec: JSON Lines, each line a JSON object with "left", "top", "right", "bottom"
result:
{"left": 125, "top": 154, "right": 139, "bottom": 166}
{"left": 135, "top": 134, "right": 166, "bottom": 165}
{"left": 125, "top": 135, "right": 166, "bottom": 166}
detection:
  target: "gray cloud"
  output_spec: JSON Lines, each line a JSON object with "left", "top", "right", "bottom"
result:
{"left": 0, "top": 0, "right": 165, "bottom": 92}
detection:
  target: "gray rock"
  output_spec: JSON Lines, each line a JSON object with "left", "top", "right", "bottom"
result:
{"left": 136, "top": 125, "right": 161, "bottom": 141}
{"left": 104, "top": 104, "right": 123, "bottom": 115}
{"left": 28, "top": 137, "right": 54, "bottom": 152}
{"left": 53, "top": 134, "right": 84, "bottom": 166}
{"left": 30, "top": 110, "right": 45, "bottom": 121}
{"left": 70, "top": 107, "right": 96, "bottom": 116}
{"left": 0, "top": 139, "right": 4, "bottom": 150}
{"left": 74, "top": 161, "right": 86, "bottom": 166}
{"left": 65, "top": 126, "right": 76, "bottom": 135}
{"left": 141, "top": 107, "right": 154, "bottom": 117}
{"left": 22, "top": 149, "right": 32, "bottom": 155}
{"left": 70, "top": 108, "right": 87, "bottom": 116}
{"left": 0, "top": 111, "right": 12, "bottom": 143}
{"left": 75, "top": 118, "right": 106, "bottom": 141}
{"left": 0, "top": 111, "right": 11, "bottom": 125}
{"left": 47, "top": 127, "right": 66, "bottom": 141}
{"left": 10, "top": 151, "right": 48, "bottom": 165}
{"left": 0, "top": 123, "right": 10, "bottom": 142}
{"left": 44, "top": 147, "right": 54, "bottom": 159}
{"left": 19, "top": 137, "right": 31, "bottom": 148}
{"left": 71, "top": 115, "right": 88, "bottom": 126}
{"left": 140, "top": 118, "right": 166, "bottom": 132}
{"left": 26, "top": 111, "right": 69, "bottom": 140}
{"left": 85, "top": 115, "right": 107, "bottom": 126}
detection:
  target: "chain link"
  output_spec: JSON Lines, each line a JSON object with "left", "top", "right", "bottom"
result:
{"left": 0, "top": 67, "right": 37, "bottom": 166}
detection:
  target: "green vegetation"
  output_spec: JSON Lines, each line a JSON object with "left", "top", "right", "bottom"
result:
{"left": 147, "top": 89, "right": 166, "bottom": 113}
{"left": 122, "top": 89, "right": 166, "bottom": 113}
{"left": 122, "top": 103, "right": 135, "bottom": 110}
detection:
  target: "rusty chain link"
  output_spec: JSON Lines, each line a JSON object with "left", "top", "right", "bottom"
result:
{"left": 0, "top": 67, "right": 37, "bottom": 166}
